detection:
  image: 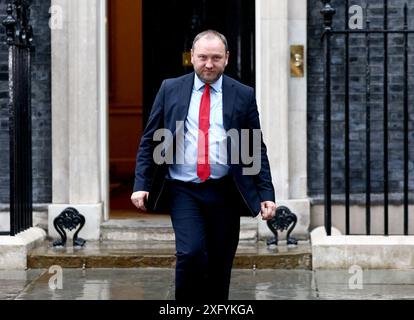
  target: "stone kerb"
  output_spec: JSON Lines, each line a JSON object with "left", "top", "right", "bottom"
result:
{"left": 311, "top": 226, "right": 414, "bottom": 269}
{"left": 0, "top": 227, "right": 46, "bottom": 269}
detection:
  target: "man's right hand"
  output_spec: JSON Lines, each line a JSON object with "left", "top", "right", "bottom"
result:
{"left": 131, "top": 191, "right": 149, "bottom": 212}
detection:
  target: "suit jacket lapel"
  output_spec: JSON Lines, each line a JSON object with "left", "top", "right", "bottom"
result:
{"left": 172, "top": 72, "right": 194, "bottom": 137}
{"left": 174, "top": 73, "right": 235, "bottom": 132}
{"left": 222, "top": 75, "right": 236, "bottom": 131}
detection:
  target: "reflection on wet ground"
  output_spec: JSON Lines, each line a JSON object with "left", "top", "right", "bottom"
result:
{"left": 2, "top": 268, "right": 414, "bottom": 300}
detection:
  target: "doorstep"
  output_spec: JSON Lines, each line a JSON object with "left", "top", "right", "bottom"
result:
{"left": 27, "top": 240, "right": 312, "bottom": 270}
{"left": 100, "top": 216, "right": 258, "bottom": 243}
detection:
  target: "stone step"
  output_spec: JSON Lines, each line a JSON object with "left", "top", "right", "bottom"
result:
{"left": 27, "top": 241, "right": 312, "bottom": 270}
{"left": 100, "top": 217, "right": 258, "bottom": 243}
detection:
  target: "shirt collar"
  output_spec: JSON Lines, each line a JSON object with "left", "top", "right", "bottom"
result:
{"left": 194, "top": 74, "right": 222, "bottom": 93}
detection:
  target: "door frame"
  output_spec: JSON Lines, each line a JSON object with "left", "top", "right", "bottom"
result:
{"left": 100, "top": 0, "right": 262, "bottom": 221}
{"left": 100, "top": 0, "right": 110, "bottom": 221}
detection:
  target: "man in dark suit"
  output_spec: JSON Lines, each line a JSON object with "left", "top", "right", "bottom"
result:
{"left": 131, "top": 30, "right": 276, "bottom": 301}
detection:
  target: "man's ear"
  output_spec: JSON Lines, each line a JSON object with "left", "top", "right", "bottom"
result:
{"left": 191, "top": 49, "right": 195, "bottom": 64}
{"left": 225, "top": 51, "right": 230, "bottom": 66}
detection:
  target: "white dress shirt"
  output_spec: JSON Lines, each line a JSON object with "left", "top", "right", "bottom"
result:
{"left": 168, "top": 74, "right": 230, "bottom": 182}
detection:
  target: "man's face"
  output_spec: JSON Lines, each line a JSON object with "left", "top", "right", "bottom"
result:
{"left": 191, "top": 36, "right": 229, "bottom": 84}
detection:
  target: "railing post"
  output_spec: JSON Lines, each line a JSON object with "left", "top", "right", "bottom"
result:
{"left": 403, "top": 3, "right": 409, "bottom": 235}
{"left": 365, "top": 15, "right": 371, "bottom": 235}
{"left": 321, "top": 0, "right": 335, "bottom": 236}
{"left": 383, "top": 0, "right": 389, "bottom": 236}
{"left": 2, "top": 0, "right": 34, "bottom": 236}
{"left": 344, "top": 0, "right": 350, "bottom": 235}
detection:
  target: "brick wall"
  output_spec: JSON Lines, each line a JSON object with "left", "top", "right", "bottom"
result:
{"left": 308, "top": 0, "right": 414, "bottom": 199}
{"left": 0, "top": 0, "right": 51, "bottom": 204}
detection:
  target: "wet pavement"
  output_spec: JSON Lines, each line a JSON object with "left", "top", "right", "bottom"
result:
{"left": 1, "top": 268, "right": 414, "bottom": 300}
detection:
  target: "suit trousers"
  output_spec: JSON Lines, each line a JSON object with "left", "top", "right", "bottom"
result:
{"left": 168, "top": 175, "right": 241, "bottom": 301}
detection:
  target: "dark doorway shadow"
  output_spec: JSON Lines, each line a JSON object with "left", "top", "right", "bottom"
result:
{"left": 142, "top": 0, "right": 256, "bottom": 124}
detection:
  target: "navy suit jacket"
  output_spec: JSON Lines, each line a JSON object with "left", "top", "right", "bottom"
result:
{"left": 133, "top": 72, "right": 275, "bottom": 217}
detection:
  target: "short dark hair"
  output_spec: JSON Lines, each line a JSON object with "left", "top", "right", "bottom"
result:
{"left": 192, "top": 30, "right": 229, "bottom": 52}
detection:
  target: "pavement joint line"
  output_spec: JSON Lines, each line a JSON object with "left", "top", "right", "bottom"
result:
{"left": 14, "top": 269, "right": 48, "bottom": 300}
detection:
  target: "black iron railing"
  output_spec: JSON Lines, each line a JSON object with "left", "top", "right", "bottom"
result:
{"left": 2, "top": 0, "right": 34, "bottom": 236}
{"left": 321, "top": 0, "right": 413, "bottom": 235}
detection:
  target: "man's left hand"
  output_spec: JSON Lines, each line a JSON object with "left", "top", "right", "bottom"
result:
{"left": 260, "top": 201, "right": 276, "bottom": 220}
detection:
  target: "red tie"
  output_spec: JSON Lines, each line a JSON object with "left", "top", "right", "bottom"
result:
{"left": 197, "top": 84, "right": 211, "bottom": 181}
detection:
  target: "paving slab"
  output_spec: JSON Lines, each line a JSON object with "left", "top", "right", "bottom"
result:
{"left": 14, "top": 268, "right": 175, "bottom": 300}
{"left": 0, "top": 269, "right": 45, "bottom": 300}
{"left": 314, "top": 269, "right": 414, "bottom": 300}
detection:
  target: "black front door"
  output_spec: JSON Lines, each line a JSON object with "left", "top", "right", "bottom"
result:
{"left": 142, "top": 0, "right": 256, "bottom": 124}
